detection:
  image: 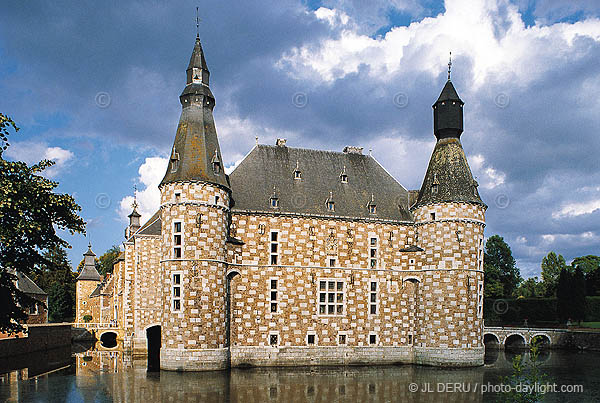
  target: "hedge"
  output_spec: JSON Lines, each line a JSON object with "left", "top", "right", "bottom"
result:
{"left": 484, "top": 296, "right": 600, "bottom": 326}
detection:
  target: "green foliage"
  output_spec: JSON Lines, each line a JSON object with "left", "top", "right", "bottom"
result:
{"left": 484, "top": 235, "right": 521, "bottom": 298}
{"left": 30, "top": 246, "right": 76, "bottom": 322}
{"left": 498, "top": 339, "right": 549, "bottom": 403}
{"left": 0, "top": 113, "right": 85, "bottom": 335}
{"left": 540, "top": 252, "right": 566, "bottom": 297}
{"left": 515, "top": 277, "right": 544, "bottom": 298}
{"left": 585, "top": 267, "right": 600, "bottom": 296}
{"left": 557, "top": 267, "right": 587, "bottom": 323}
{"left": 96, "top": 245, "right": 121, "bottom": 276}
{"left": 83, "top": 315, "right": 92, "bottom": 323}
{"left": 585, "top": 297, "right": 600, "bottom": 322}
{"left": 571, "top": 255, "right": 600, "bottom": 275}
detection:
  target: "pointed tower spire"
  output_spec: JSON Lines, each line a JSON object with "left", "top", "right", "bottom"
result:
{"left": 160, "top": 33, "right": 229, "bottom": 189}
{"left": 77, "top": 244, "right": 101, "bottom": 281}
{"left": 413, "top": 73, "right": 484, "bottom": 209}
{"left": 433, "top": 55, "right": 463, "bottom": 140}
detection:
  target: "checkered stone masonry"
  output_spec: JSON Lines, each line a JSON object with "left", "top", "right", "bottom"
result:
{"left": 159, "top": 182, "right": 231, "bottom": 370}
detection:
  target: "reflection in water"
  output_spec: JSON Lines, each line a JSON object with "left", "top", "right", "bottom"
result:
{"left": 1, "top": 344, "right": 598, "bottom": 402}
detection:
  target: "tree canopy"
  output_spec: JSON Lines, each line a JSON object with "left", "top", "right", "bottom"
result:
{"left": 484, "top": 235, "right": 522, "bottom": 298}
{"left": 0, "top": 113, "right": 85, "bottom": 334}
{"left": 540, "top": 251, "right": 566, "bottom": 297}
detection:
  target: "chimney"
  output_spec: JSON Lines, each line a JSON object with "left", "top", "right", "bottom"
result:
{"left": 275, "top": 138, "right": 287, "bottom": 147}
{"left": 343, "top": 146, "right": 363, "bottom": 155}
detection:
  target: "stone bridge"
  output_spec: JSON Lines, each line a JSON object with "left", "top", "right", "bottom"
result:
{"left": 483, "top": 326, "right": 567, "bottom": 349}
{"left": 73, "top": 323, "right": 125, "bottom": 349}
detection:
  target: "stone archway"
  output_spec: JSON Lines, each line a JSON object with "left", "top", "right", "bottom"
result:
{"left": 504, "top": 333, "right": 526, "bottom": 349}
{"left": 99, "top": 331, "right": 118, "bottom": 348}
{"left": 146, "top": 325, "right": 161, "bottom": 372}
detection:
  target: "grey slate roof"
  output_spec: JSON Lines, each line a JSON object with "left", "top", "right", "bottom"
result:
{"left": 77, "top": 246, "right": 101, "bottom": 281}
{"left": 137, "top": 210, "right": 161, "bottom": 236}
{"left": 412, "top": 137, "right": 485, "bottom": 209}
{"left": 15, "top": 272, "right": 47, "bottom": 295}
{"left": 229, "top": 144, "right": 412, "bottom": 222}
{"left": 435, "top": 80, "right": 462, "bottom": 103}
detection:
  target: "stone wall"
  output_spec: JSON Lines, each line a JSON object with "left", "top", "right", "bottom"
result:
{"left": 0, "top": 323, "right": 71, "bottom": 358}
{"left": 76, "top": 280, "right": 100, "bottom": 323}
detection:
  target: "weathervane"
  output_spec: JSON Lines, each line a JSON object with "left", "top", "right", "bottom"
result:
{"left": 196, "top": 7, "right": 200, "bottom": 38}
{"left": 448, "top": 51, "right": 452, "bottom": 80}
{"left": 132, "top": 184, "right": 139, "bottom": 210}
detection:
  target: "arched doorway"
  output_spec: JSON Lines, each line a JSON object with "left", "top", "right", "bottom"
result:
{"left": 146, "top": 325, "right": 161, "bottom": 372}
{"left": 483, "top": 333, "right": 500, "bottom": 349}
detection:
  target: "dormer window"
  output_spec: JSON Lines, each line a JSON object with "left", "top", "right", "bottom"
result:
{"left": 367, "top": 194, "right": 376, "bottom": 214}
{"left": 431, "top": 173, "right": 439, "bottom": 194}
{"left": 270, "top": 186, "right": 279, "bottom": 208}
{"left": 293, "top": 161, "right": 302, "bottom": 180}
{"left": 170, "top": 148, "right": 180, "bottom": 173}
{"left": 473, "top": 179, "right": 479, "bottom": 196}
{"left": 211, "top": 149, "right": 221, "bottom": 174}
{"left": 340, "top": 166, "right": 348, "bottom": 183}
{"left": 326, "top": 191, "right": 335, "bottom": 212}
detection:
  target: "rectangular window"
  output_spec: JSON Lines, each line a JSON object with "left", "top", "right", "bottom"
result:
{"left": 338, "top": 333, "right": 347, "bottom": 345}
{"left": 369, "top": 281, "right": 378, "bottom": 315}
{"left": 172, "top": 272, "right": 183, "bottom": 312}
{"left": 328, "top": 258, "right": 337, "bottom": 267}
{"left": 269, "top": 333, "right": 278, "bottom": 346}
{"left": 369, "top": 334, "right": 377, "bottom": 345}
{"left": 270, "top": 278, "right": 278, "bottom": 313}
{"left": 369, "top": 237, "right": 378, "bottom": 269}
{"left": 430, "top": 212, "right": 436, "bottom": 220}
{"left": 318, "top": 279, "right": 345, "bottom": 316}
{"left": 408, "top": 334, "right": 413, "bottom": 345}
{"left": 173, "top": 221, "right": 183, "bottom": 259}
{"left": 477, "top": 281, "right": 483, "bottom": 318}
{"left": 270, "top": 231, "right": 279, "bottom": 265}
{"left": 29, "top": 303, "right": 38, "bottom": 315}
{"left": 307, "top": 333, "right": 316, "bottom": 345}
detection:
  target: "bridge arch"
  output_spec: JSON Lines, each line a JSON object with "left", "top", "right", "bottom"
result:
{"left": 99, "top": 331, "right": 118, "bottom": 348}
{"left": 530, "top": 333, "right": 551, "bottom": 347}
{"left": 504, "top": 333, "right": 527, "bottom": 349}
{"left": 483, "top": 333, "right": 500, "bottom": 347}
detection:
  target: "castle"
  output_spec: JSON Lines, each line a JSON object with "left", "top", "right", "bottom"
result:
{"left": 76, "top": 33, "right": 486, "bottom": 371}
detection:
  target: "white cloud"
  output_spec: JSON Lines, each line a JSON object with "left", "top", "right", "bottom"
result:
{"left": 5, "top": 142, "right": 74, "bottom": 178}
{"left": 118, "top": 157, "right": 168, "bottom": 225}
{"left": 470, "top": 154, "right": 506, "bottom": 189}
{"left": 278, "top": 0, "right": 600, "bottom": 87}
{"left": 314, "top": 7, "right": 350, "bottom": 27}
{"left": 552, "top": 199, "right": 600, "bottom": 218}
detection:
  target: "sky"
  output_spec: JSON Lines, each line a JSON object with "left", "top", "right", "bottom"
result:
{"left": 1, "top": 0, "right": 599, "bottom": 278}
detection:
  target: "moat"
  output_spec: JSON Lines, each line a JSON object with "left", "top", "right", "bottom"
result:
{"left": 1, "top": 344, "right": 599, "bottom": 402}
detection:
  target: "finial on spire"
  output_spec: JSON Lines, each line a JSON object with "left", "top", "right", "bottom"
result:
{"left": 196, "top": 7, "right": 200, "bottom": 39}
{"left": 132, "top": 185, "right": 139, "bottom": 210}
{"left": 448, "top": 51, "right": 452, "bottom": 81}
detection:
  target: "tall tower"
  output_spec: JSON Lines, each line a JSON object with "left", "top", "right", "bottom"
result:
{"left": 410, "top": 72, "right": 487, "bottom": 366}
{"left": 75, "top": 244, "right": 101, "bottom": 324}
{"left": 159, "top": 34, "right": 231, "bottom": 371}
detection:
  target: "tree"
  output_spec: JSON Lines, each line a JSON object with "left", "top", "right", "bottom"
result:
{"left": 0, "top": 113, "right": 85, "bottom": 335}
{"left": 484, "top": 263, "right": 504, "bottom": 298}
{"left": 515, "top": 277, "right": 544, "bottom": 298}
{"left": 571, "top": 255, "right": 600, "bottom": 275}
{"left": 572, "top": 267, "right": 586, "bottom": 323}
{"left": 484, "top": 235, "right": 521, "bottom": 298}
{"left": 31, "top": 246, "right": 76, "bottom": 322}
{"left": 556, "top": 269, "right": 571, "bottom": 323}
{"left": 96, "top": 245, "right": 121, "bottom": 276}
{"left": 586, "top": 268, "right": 600, "bottom": 296}
{"left": 540, "top": 251, "right": 566, "bottom": 297}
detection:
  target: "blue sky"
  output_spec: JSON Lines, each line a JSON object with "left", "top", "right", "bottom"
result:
{"left": 1, "top": 0, "right": 600, "bottom": 277}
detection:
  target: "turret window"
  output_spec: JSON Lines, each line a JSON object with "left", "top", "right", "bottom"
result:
{"left": 270, "top": 278, "right": 278, "bottom": 313}
{"left": 327, "top": 201, "right": 335, "bottom": 211}
{"left": 171, "top": 272, "right": 183, "bottom": 313}
{"left": 270, "top": 231, "right": 279, "bottom": 265}
{"left": 213, "top": 161, "right": 221, "bottom": 174}
{"left": 173, "top": 221, "right": 183, "bottom": 259}
{"left": 340, "top": 166, "right": 348, "bottom": 183}
{"left": 170, "top": 149, "right": 180, "bottom": 173}
{"left": 293, "top": 161, "right": 302, "bottom": 180}
{"left": 369, "top": 237, "right": 378, "bottom": 268}
{"left": 369, "top": 205, "right": 376, "bottom": 214}
{"left": 369, "top": 281, "right": 378, "bottom": 315}
{"left": 270, "top": 197, "right": 279, "bottom": 208}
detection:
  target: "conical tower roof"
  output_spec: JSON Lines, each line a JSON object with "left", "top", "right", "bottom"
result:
{"left": 435, "top": 80, "right": 462, "bottom": 103}
{"left": 160, "top": 36, "right": 229, "bottom": 189}
{"left": 77, "top": 244, "right": 101, "bottom": 281}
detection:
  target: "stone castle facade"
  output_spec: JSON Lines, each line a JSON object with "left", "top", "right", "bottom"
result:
{"left": 76, "top": 34, "right": 486, "bottom": 371}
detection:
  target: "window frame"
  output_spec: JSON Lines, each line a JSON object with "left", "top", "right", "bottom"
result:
{"left": 173, "top": 220, "right": 183, "bottom": 259}
{"left": 369, "top": 236, "right": 378, "bottom": 269}
{"left": 317, "top": 278, "right": 345, "bottom": 317}
{"left": 171, "top": 271, "right": 183, "bottom": 313}
{"left": 269, "top": 230, "right": 279, "bottom": 265}
{"left": 269, "top": 277, "right": 278, "bottom": 313}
